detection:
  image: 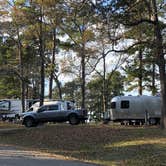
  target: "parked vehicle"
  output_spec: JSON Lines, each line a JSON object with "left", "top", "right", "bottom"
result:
{"left": 21, "top": 100, "right": 87, "bottom": 127}
{"left": 104, "top": 95, "right": 161, "bottom": 125}
{"left": 0, "top": 99, "right": 22, "bottom": 121}
{"left": 0, "top": 99, "right": 40, "bottom": 121}
{"left": 25, "top": 100, "right": 75, "bottom": 112}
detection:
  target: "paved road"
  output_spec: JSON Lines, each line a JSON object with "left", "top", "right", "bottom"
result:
{"left": 0, "top": 145, "right": 98, "bottom": 166}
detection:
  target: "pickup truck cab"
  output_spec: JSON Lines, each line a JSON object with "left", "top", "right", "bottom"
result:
{"left": 21, "top": 100, "right": 87, "bottom": 127}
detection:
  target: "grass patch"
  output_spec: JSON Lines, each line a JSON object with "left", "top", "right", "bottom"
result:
{"left": 0, "top": 123, "right": 166, "bottom": 166}
{"left": 0, "top": 121, "right": 23, "bottom": 129}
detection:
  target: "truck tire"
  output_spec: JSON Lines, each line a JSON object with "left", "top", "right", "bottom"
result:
{"left": 69, "top": 114, "right": 80, "bottom": 125}
{"left": 24, "top": 117, "right": 35, "bottom": 127}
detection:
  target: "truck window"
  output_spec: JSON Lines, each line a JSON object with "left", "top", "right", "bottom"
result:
{"left": 121, "top": 100, "right": 129, "bottom": 109}
{"left": 110, "top": 102, "right": 116, "bottom": 109}
{"left": 67, "top": 102, "right": 72, "bottom": 110}
{"left": 48, "top": 105, "right": 59, "bottom": 111}
{"left": 38, "top": 106, "right": 47, "bottom": 112}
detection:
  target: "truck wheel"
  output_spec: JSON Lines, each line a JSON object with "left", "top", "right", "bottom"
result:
{"left": 24, "top": 117, "right": 35, "bottom": 127}
{"left": 69, "top": 114, "right": 80, "bottom": 125}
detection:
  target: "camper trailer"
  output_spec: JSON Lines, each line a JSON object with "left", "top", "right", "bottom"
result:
{"left": 0, "top": 99, "right": 22, "bottom": 120}
{"left": 0, "top": 99, "right": 39, "bottom": 121}
{"left": 107, "top": 95, "right": 161, "bottom": 125}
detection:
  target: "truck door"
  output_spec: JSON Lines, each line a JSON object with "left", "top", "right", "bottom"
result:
{"left": 47, "top": 104, "right": 69, "bottom": 122}
{"left": 46, "top": 104, "right": 61, "bottom": 121}
{"left": 36, "top": 104, "right": 60, "bottom": 122}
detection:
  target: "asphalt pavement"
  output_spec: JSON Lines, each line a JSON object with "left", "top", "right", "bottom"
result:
{"left": 0, "top": 145, "right": 98, "bottom": 166}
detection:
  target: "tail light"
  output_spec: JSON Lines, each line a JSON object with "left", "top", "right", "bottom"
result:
{"left": 81, "top": 109, "right": 87, "bottom": 116}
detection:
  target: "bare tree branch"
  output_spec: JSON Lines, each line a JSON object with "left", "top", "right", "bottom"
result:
{"left": 124, "top": 19, "right": 156, "bottom": 26}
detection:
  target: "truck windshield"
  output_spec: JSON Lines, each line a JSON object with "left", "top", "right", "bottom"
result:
{"left": 111, "top": 102, "right": 116, "bottom": 109}
{"left": 27, "top": 107, "right": 33, "bottom": 112}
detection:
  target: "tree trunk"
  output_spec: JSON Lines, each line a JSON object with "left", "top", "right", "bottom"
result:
{"left": 53, "top": 74, "right": 62, "bottom": 100}
{"left": 49, "top": 28, "right": 56, "bottom": 99}
{"left": 138, "top": 48, "right": 143, "bottom": 95}
{"left": 49, "top": 75, "right": 53, "bottom": 99}
{"left": 102, "top": 52, "right": 107, "bottom": 112}
{"left": 39, "top": 2, "right": 45, "bottom": 106}
{"left": 151, "top": 63, "right": 156, "bottom": 96}
{"left": 152, "top": 0, "right": 166, "bottom": 129}
{"left": 81, "top": 43, "right": 86, "bottom": 109}
{"left": 17, "top": 27, "right": 25, "bottom": 112}
{"left": 26, "top": 84, "right": 29, "bottom": 99}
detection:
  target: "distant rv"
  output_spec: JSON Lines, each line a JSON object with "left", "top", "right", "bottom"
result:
{"left": 0, "top": 99, "right": 39, "bottom": 114}
{"left": 0, "top": 99, "right": 39, "bottom": 120}
{"left": 105, "top": 95, "right": 161, "bottom": 125}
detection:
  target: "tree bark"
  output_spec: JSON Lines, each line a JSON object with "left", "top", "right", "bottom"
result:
{"left": 17, "top": 27, "right": 25, "bottom": 112}
{"left": 53, "top": 74, "right": 62, "bottom": 100}
{"left": 49, "top": 28, "right": 56, "bottom": 99}
{"left": 151, "top": 63, "right": 156, "bottom": 96}
{"left": 138, "top": 48, "right": 143, "bottom": 95}
{"left": 39, "top": 2, "right": 45, "bottom": 106}
{"left": 102, "top": 51, "right": 107, "bottom": 112}
{"left": 152, "top": 0, "right": 166, "bottom": 129}
{"left": 81, "top": 43, "right": 86, "bottom": 109}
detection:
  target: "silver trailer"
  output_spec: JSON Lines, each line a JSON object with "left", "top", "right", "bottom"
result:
{"left": 107, "top": 95, "right": 161, "bottom": 125}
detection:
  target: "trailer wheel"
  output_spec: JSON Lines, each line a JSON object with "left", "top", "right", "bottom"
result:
{"left": 120, "top": 122, "right": 125, "bottom": 125}
{"left": 129, "top": 120, "right": 133, "bottom": 125}
{"left": 149, "top": 118, "right": 157, "bottom": 125}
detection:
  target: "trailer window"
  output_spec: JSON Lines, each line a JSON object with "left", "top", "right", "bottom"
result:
{"left": 110, "top": 102, "right": 116, "bottom": 109}
{"left": 121, "top": 100, "right": 129, "bottom": 109}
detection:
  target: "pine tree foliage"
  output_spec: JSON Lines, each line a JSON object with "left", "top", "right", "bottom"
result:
{"left": 0, "top": 0, "right": 165, "bottom": 127}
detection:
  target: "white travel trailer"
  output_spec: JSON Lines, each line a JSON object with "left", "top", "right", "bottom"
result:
{"left": 0, "top": 99, "right": 22, "bottom": 120}
{"left": 0, "top": 99, "right": 22, "bottom": 113}
{"left": 107, "top": 95, "right": 161, "bottom": 125}
{"left": 0, "top": 99, "right": 39, "bottom": 120}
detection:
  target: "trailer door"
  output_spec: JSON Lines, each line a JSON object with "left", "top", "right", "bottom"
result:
{"left": 128, "top": 98, "right": 141, "bottom": 119}
{"left": 119, "top": 100, "right": 130, "bottom": 119}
